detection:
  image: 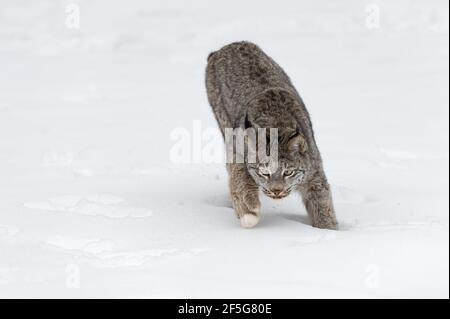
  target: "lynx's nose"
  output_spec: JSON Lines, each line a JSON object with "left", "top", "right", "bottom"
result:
{"left": 269, "top": 184, "right": 284, "bottom": 196}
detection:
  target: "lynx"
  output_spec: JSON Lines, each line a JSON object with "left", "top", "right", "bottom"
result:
{"left": 205, "top": 41, "right": 338, "bottom": 230}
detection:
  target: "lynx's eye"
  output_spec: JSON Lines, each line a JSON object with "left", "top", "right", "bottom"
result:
{"left": 258, "top": 169, "right": 270, "bottom": 178}
{"left": 283, "top": 169, "right": 295, "bottom": 177}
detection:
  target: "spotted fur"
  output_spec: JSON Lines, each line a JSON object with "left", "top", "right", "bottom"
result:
{"left": 206, "top": 41, "right": 338, "bottom": 230}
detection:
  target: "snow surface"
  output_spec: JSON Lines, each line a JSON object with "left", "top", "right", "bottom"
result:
{"left": 0, "top": 0, "right": 448, "bottom": 298}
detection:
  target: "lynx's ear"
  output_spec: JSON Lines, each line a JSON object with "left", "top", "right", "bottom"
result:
{"left": 287, "top": 132, "right": 308, "bottom": 154}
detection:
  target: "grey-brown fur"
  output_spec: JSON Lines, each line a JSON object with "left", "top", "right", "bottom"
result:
{"left": 205, "top": 41, "right": 338, "bottom": 230}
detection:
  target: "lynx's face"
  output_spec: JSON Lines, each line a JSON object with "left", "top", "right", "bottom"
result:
{"left": 247, "top": 158, "right": 309, "bottom": 200}
{"left": 246, "top": 129, "right": 311, "bottom": 199}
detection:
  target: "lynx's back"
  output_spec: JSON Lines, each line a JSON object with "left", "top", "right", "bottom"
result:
{"left": 205, "top": 42, "right": 295, "bottom": 129}
{"left": 205, "top": 41, "right": 317, "bottom": 156}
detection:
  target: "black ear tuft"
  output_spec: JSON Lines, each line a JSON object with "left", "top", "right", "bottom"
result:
{"left": 244, "top": 112, "right": 252, "bottom": 129}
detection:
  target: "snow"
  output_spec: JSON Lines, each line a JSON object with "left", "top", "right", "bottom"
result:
{"left": 0, "top": 0, "right": 448, "bottom": 298}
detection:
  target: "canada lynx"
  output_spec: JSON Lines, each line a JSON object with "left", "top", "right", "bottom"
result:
{"left": 205, "top": 41, "right": 338, "bottom": 230}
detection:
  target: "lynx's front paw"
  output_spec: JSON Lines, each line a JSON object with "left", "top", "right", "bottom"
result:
{"left": 230, "top": 190, "right": 261, "bottom": 229}
{"left": 313, "top": 216, "right": 338, "bottom": 230}
{"left": 233, "top": 200, "right": 260, "bottom": 229}
{"left": 240, "top": 212, "right": 260, "bottom": 229}
{"left": 239, "top": 195, "right": 261, "bottom": 229}
{"left": 310, "top": 206, "right": 338, "bottom": 230}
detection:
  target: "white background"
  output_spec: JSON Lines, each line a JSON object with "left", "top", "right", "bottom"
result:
{"left": 0, "top": 0, "right": 448, "bottom": 298}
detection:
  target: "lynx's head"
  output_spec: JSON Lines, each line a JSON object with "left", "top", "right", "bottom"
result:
{"left": 246, "top": 128, "right": 311, "bottom": 199}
